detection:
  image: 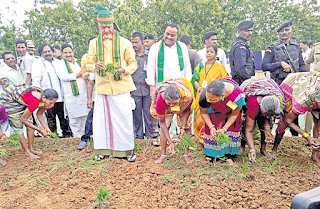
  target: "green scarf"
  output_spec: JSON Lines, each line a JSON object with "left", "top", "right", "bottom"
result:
{"left": 63, "top": 59, "right": 81, "bottom": 96}
{"left": 157, "top": 40, "right": 184, "bottom": 82}
{"left": 96, "top": 31, "right": 121, "bottom": 80}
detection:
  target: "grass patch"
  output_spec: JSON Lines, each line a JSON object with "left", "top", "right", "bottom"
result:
{"left": 95, "top": 186, "right": 110, "bottom": 208}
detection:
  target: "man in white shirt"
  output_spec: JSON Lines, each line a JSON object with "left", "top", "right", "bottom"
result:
{"left": 197, "top": 31, "right": 229, "bottom": 74}
{"left": 58, "top": 43, "right": 88, "bottom": 138}
{"left": 15, "top": 40, "right": 34, "bottom": 85}
{"left": 32, "top": 43, "right": 72, "bottom": 138}
{"left": 146, "top": 24, "right": 192, "bottom": 143}
{"left": 300, "top": 41, "right": 312, "bottom": 63}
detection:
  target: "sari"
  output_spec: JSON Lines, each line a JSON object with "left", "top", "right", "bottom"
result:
{"left": 191, "top": 62, "right": 227, "bottom": 145}
{"left": 200, "top": 79, "right": 245, "bottom": 158}
{"left": 277, "top": 71, "right": 320, "bottom": 133}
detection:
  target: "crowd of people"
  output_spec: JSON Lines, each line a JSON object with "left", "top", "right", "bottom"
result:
{"left": 0, "top": 4, "right": 319, "bottom": 167}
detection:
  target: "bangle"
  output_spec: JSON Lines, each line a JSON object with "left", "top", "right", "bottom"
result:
{"left": 209, "top": 125, "right": 215, "bottom": 130}
{"left": 168, "top": 141, "right": 174, "bottom": 146}
{"left": 40, "top": 129, "right": 45, "bottom": 133}
{"left": 302, "top": 132, "right": 309, "bottom": 139}
{"left": 180, "top": 126, "right": 186, "bottom": 130}
{"left": 222, "top": 127, "right": 227, "bottom": 133}
{"left": 197, "top": 87, "right": 202, "bottom": 92}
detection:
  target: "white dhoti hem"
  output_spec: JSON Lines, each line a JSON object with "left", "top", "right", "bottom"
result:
{"left": 93, "top": 93, "right": 134, "bottom": 157}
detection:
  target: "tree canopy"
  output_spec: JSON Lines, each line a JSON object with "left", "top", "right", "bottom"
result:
{"left": 0, "top": 0, "right": 319, "bottom": 57}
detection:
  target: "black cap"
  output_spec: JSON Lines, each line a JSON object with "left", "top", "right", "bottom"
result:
{"left": 238, "top": 20, "right": 254, "bottom": 30}
{"left": 277, "top": 21, "right": 292, "bottom": 32}
{"left": 144, "top": 34, "right": 154, "bottom": 40}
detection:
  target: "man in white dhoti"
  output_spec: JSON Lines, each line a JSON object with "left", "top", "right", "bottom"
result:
{"left": 87, "top": 4, "right": 137, "bottom": 161}
{"left": 58, "top": 44, "right": 89, "bottom": 138}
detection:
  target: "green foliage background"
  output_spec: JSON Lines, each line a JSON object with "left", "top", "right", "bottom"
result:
{"left": 0, "top": 0, "right": 319, "bottom": 58}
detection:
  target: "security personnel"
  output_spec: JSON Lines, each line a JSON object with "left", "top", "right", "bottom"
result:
{"left": 229, "top": 20, "right": 255, "bottom": 85}
{"left": 306, "top": 42, "right": 320, "bottom": 72}
{"left": 262, "top": 21, "right": 305, "bottom": 85}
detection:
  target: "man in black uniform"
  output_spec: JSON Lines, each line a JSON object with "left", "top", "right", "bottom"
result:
{"left": 262, "top": 21, "right": 305, "bottom": 137}
{"left": 262, "top": 21, "right": 305, "bottom": 85}
{"left": 229, "top": 20, "right": 255, "bottom": 85}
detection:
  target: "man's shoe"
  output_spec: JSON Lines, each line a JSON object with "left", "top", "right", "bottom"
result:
{"left": 127, "top": 154, "right": 136, "bottom": 162}
{"left": 94, "top": 155, "right": 105, "bottom": 161}
{"left": 77, "top": 141, "right": 87, "bottom": 150}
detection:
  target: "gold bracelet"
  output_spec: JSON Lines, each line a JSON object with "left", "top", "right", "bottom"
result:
{"left": 302, "top": 132, "right": 309, "bottom": 139}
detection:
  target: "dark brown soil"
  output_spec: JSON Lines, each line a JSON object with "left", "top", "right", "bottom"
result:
{"left": 0, "top": 136, "right": 319, "bottom": 209}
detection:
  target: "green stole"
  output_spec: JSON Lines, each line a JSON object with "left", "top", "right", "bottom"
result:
{"left": 96, "top": 31, "right": 121, "bottom": 80}
{"left": 157, "top": 40, "right": 184, "bottom": 83}
{"left": 63, "top": 59, "right": 81, "bottom": 96}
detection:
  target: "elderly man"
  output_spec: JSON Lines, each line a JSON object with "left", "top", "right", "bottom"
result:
{"left": 87, "top": 5, "right": 137, "bottom": 162}
{"left": 146, "top": 24, "right": 192, "bottom": 143}
{"left": 0, "top": 51, "right": 24, "bottom": 88}
{"left": 229, "top": 21, "right": 255, "bottom": 85}
{"left": 143, "top": 33, "right": 155, "bottom": 51}
{"left": 15, "top": 40, "right": 34, "bottom": 85}
{"left": 57, "top": 44, "right": 88, "bottom": 138}
{"left": 262, "top": 21, "right": 305, "bottom": 85}
{"left": 32, "top": 43, "right": 72, "bottom": 138}
{"left": 197, "top": 31, "right": 228, "bottom": 74}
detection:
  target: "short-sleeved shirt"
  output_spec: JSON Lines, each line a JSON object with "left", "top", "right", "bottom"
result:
{"left": 246, "top": 96, "right": 260, "bottom": 120}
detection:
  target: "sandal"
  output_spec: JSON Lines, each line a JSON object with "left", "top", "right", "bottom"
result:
{"left": 183, "top": 154, "right": 192, "bottom": 164}
{"left": 154, "top": 155, "right": 167, "bottom": 164}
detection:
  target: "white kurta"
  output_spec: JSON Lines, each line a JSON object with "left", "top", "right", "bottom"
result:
{"left": 93, "top": 93, "right": 134, "bottom": 157}
{"left": 56, "top": 59, "right": 89, "bottom": 137}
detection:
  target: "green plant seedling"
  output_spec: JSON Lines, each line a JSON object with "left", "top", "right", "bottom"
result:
{"left": 8, "top": 133, "right": 20, "bottom": 144}
{"left": 50, "top": 132, "right": 59, "bottom": 139}
{"left": 96, "top": 186, "right": 110, "bottom": 208}
{"left": 215, "top": 132, "right": 232, "bottom": 145}
{"left": 160, "top": 175, "right": 171, "bottom": 183}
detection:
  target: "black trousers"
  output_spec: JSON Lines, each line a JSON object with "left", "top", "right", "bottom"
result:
{"left": 81, "top": 104, "right": 94, "bottom": 142}
{"left": 46, "top": 102, "right": 72, "bottom": 137}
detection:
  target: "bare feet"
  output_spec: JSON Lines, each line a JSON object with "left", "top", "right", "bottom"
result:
{"left": 183, "top": 154, "right": 192, "bottom": 164}
{"left": 0, "top": 158, "right": 6, "bottom": 166}
{"left": 311, "top": 149, "right": 320, "bottom": 167}
{"left": 237, "top": 146, "right": 245, "bottom": 156}
{"left": 25, "top": 152, "right": 40, "bottom": 159}
{"left": 226, "top": 159, "right": 237, "bottom": 167}
{"left": 261, "top": 150, "right": 277, "bottom": 159}
{"left": 29, "top": 149, "right": 42, "bottom": 155}
{"left": 154, "top": 155, "right": 167, "bottom": 164}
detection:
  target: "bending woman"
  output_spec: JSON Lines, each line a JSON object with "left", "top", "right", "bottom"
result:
{"left": 191, "top": 44, "right": 227, "bottom": 145}
{"left": 199, "top": 79, "right": 245, "bottom": 165}
{"left": 240, "top": 78, "right": 286, "bottom": 161}
{"left": 151, "top": 79, "right": 194, "bottom": 164}
{"left": 271, "top": 72, "right": 320, "bottom": 166}
{"left": 0, "top": 85, "right": 58, "bottom": 159}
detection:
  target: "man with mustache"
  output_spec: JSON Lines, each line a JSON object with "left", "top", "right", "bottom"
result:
{"left": 86, "top": 5, "right": 137, "bottom": 162}
{"left": 15, "top": 40, "right": 34, "bottom": 85}
{"left": 131, "top": 32, "right": 153, "bottom": 140}
{"left": 229, "top": 20, "right": 255, "bottom": 85}
{"left": 262, "top": 21, "right": 306, "bottom": 85}
{"left": 0, "top": 51, "right": 25, "bottom": 88}
{"left": 146, "top": 24, "right": 192, "bottom": 145}
{"left": 31, "top": 43, "right": 72, "bottom": 138}
{"left": 58, "top": 44, "right": 88, "bottom": 138}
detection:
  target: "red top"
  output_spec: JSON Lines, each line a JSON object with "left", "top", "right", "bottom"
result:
{"left": 20, "top": 91, "right": 41, "bottom": 112}
{"left": 156, "top": 92, "right": 168, "bottom": 115}
{"left": 246, "top": 96, "right": 260, "bottom": 120}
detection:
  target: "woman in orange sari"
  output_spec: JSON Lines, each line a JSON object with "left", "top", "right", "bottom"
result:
{"left": 191, "top": 44, "right": 227, "bottom": 145}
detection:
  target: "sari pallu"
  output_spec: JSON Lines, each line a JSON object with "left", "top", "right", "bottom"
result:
{"left": 203, "top": 79, "right": 245, "bottom": 158}
{"left": 191, "top": 62, "right": 227, "bottom": 145}
{"left": 0, "top": 84, "right": 29, "bottom": 129}
{"left": 150, "top": 78, "right": 195, "bottom": 119}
